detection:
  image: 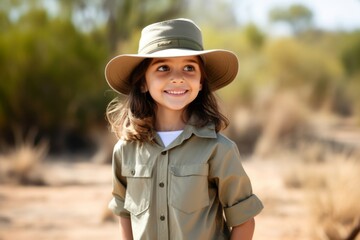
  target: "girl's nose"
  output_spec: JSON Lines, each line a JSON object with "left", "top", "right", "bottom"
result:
{"left": 170, "top": 70, "right": 184, "bottom": 83}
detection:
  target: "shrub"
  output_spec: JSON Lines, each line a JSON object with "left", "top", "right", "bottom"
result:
{"left": 284, "top": 148, "right": 360, "bottom": 240}
{"left": 0, "top": 129, "right": 48, "bottom": 185}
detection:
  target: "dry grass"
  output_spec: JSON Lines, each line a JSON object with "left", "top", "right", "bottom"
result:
{"left": 309, "top": 155, "right": 360, "bottom": 240}
{"left": 284, "top": 147, "right": 360, "bottom": 240}
{"left": 0, "top": 129, "right": 48, "bottom": 185}
{"left": 227, "top": 90, "right": 310, "bottom": 157}
{"left": 253, "top": 91, "right": 310, "bottom": 157}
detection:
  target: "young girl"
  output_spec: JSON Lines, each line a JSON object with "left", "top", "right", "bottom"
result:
{"left": 105, "top": 18, "right": 263, "bottom": 240}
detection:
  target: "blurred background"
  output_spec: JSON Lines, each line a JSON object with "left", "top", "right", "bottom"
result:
{"left": 0, "top": 0, "right": 360, "bottom": 239}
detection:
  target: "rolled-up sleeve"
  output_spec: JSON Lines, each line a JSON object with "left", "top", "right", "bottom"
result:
{"left": 210, "top": 138, "right": 263, "bottom": 227}
{"left": 108, "top": 141, "right": 130, "bottom": 218}
{"left": 223, "top": 194, "right": 263, "bottom": 226}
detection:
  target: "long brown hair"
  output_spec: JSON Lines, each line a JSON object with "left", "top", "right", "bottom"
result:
{"left": 106, "top": 57, "right": 229, "bottom": 142}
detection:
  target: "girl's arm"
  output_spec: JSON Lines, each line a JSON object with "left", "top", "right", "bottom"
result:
{"left": 230, "top": 218, "right": 255, "bottom": 240}
{"left": 119, "top": 216, "right": 133, "bottom": 239}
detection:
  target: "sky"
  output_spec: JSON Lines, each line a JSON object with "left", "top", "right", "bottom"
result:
{"left": 234, "top": 0, "right": 360, "bottom": 33}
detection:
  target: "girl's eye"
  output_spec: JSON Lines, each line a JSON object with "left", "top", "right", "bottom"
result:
{"left": 184, "top": 65, "right": 195, "bottom": 71}
{"left": 157, "top": 65, "right": 169, "bottom": 72}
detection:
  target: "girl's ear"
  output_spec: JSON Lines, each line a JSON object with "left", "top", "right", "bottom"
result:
{"left": 199, "top": 82, "right": 202, "bottom": 90}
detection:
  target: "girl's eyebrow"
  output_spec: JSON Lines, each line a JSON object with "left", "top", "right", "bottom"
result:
{"left": 151, "top": 59, "right": 167, "bottom": 65}
{"left": 186, "top": 59, "right": 200, "bottom": 64}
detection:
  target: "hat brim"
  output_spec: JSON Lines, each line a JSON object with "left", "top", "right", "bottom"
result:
{"left": 105, "top": 48, "right": 238, "bottom": 95}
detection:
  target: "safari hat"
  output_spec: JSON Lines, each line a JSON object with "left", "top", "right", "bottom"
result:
{"left": 105, "top": 18, "right": 238, "bottom": 95}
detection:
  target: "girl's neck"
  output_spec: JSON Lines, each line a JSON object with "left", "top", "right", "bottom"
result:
{"left": 155, "top": 109, "right": 187, "bottom": 131}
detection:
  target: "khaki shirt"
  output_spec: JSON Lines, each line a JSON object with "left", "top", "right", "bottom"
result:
{"left": 109, "top": 123, "right": 263, "bottom": 240}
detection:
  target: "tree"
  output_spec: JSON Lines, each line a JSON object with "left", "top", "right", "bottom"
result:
{"left": 243, "top": 23, "right": 265, "bottom": 49}
{"left": 186, "top": 0, "right": 238, "bottom": 29}
{"left": 0, "top": 0, "right": 194, "bottom": 151}
{"left": 0, "top": 3, "right": 109, "bottom": 152}
{"left": 58, "top": 0, "right": 189, "bottom": 54}
{"left": 341, "top": 31, "right": 360, "bottom": 75}
{"left": 269, "top": 4, "right": 313, "bottom": 35}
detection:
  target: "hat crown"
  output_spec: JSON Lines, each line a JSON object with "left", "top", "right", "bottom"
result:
{"left": 138, "top": 18, "right": 204, "bottom": 54}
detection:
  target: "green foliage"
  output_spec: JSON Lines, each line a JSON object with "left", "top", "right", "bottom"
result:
{"left": 340, "top": 31, "right": 360, "bottom": 75}
{"left": 243, "top": 23, "right": 266, "bottom": 49}
{"left": 337, "top": 31, "right": 360, "bottom": 118}
{"left": 0, "top": 0, "right": 193, "bottom": 151}
{"left": 101, "top": 0, "right": 187, "bottom": 53}
{"left": 0, "top": 7, "right": 109, "bottom": 143}
{"left": 1, "top": 0, "right": 360, "bottom": 152}
{"left": 269, "top": 4, "right": 313, "bottom": 35}
{"left": 265, "top": 38, "right": 344, "bottom": 107}
{"left": 187, "top": 0, "right": 237, "bottom": 29}
{"left": 207, "top": 24, "right": 358, "bottom": 119}
{"left": 201, "top": 25, "right": 268, "bottom": 104}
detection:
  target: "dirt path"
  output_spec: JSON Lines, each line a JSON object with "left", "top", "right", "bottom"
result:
{"left": 245, "top": 159, "right": 312, "bottom": 240}
{"left": 0, "top": 159, "right": 311, "bottom": 240}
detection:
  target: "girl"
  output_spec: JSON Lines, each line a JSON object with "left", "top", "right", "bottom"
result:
{"left": 105, "top": 18, "right": 263, "bottom": 240}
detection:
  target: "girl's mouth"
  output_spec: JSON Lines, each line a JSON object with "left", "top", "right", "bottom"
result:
{"left": 164, "top": 90, "right": 188, "bottom": 95}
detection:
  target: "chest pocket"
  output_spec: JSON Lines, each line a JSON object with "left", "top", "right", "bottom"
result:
{"left": 170, "top": 164, "right": 209, "bottom": 214}
{"left": 122, "top": 165, "right": 152, "bottom": 216}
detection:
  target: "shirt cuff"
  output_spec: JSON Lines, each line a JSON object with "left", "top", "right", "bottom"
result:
{"left": 224, "top": 194, "right": 263, "bottom": 227}
{"left": 108, "top": 196, "right": 130, "bottom": 218}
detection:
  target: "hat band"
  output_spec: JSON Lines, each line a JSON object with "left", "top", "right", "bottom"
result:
{"left": 139, "top": 38, "right": 203, "bottom": 54}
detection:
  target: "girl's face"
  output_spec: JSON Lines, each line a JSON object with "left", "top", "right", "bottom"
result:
{"left": 144, "top": 56, "right": 202, "bottom": 116}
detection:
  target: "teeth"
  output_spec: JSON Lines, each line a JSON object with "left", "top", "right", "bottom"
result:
{"left": 166, "top": 90, "right": 186, "bottom": 95}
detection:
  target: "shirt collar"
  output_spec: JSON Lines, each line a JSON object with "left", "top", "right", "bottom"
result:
{"left": 182, "top": 122, "right": 217, "bottom": 139}
{"left": 152, "top": 121, "right": 216, "bottom": 150}
{"left": 183, "top": 114, "right": 217, "bottom": 139}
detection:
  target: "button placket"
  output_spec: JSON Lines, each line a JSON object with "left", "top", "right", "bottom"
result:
{"left": 157, "top": 149, "right": 169, "bottom": 240}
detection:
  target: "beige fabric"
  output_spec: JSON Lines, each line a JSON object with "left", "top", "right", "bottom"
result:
{"left": 109, "top": 123, "right": 263, "bottom": 240}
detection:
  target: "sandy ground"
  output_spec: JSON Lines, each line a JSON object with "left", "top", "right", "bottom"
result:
{"left": 0, "top": 158, "right": 312, "bottom": 240}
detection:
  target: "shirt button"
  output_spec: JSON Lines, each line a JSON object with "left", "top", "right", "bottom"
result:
{"left": 161, "top": 151, "right": 167, "bottom": 155}
{"left": 159, "top": 182, "right": 164, "bottom": 188}
{"left": 160, "top": 215, "right": 165, "bottom": 221}
{"left": 131, "top": 170, "right": 135, "bottom": 175}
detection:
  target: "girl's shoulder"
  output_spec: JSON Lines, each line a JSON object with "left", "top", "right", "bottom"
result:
{"left": 113, "top": 138, "right": 137, "bottom": 152}
{"left": 192, "top": 122, "right": 237, "bottom": 150}
{"left": 113, "top": 138, "right": 151, "bottom": 155}
{"left": 205, "top": 133, "right": 238, "bottom": 153}
{"left": 214, "top": 132, "right": 238, "bottom": 150}
{"left": 207, "top": 133, "right": 241, "bottom": 162}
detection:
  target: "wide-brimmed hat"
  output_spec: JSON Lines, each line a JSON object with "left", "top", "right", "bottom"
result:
{"left": 105, "top": 18, "right": 239, "bottom": 95}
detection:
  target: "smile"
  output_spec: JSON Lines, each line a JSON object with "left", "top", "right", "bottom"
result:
{"left": 164, "top": 90, "right": 188, "bottom": 95}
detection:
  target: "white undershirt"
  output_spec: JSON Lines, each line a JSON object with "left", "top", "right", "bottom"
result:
{"left": 157, "top": 130, "right": 183, "bottom": 147}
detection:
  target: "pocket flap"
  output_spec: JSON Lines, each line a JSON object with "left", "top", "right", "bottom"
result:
{"left": 122, "top": 164, "right": 152, "bottom": 177}
{"left": 170, "top": 164, "right": 209, "bottom": 177}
